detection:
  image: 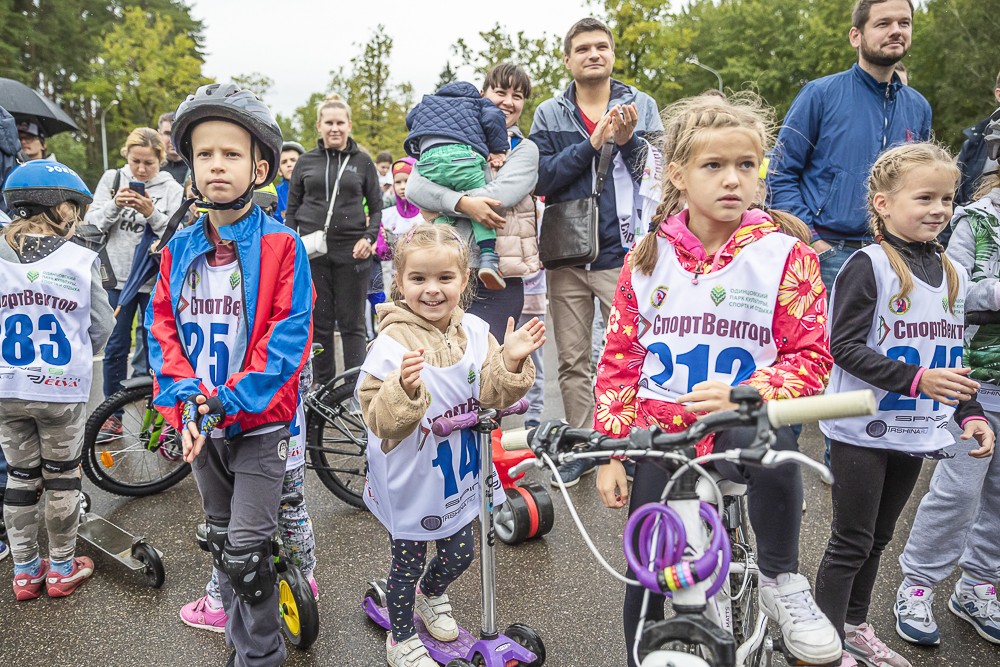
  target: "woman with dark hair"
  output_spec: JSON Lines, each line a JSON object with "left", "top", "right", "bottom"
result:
{"left": 406, "top": 63, "right": 540, "bottom": 339}
{"left": 285, "top": 95, "right": 382, "bottom": 385}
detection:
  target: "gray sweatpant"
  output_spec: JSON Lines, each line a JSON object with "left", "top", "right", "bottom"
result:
{"left": 517, "top": 312, "right": 546, "bottom": 424}
{"left": 899, "top": 413, "right": 1000, "bottom": 586}
{"left": 192, "top": 428, "right": 289, "bottom": 667}
{"left": 0, "top": 401, "right": 86, "bottom": 564}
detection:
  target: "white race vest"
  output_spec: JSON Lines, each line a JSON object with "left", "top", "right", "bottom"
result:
{"left": 631, "top": 233, "right": 796, "bottom": 403}
{"left": 286, "top": 396, "right": 306, "bottom": 469}
{"left": 358, "top": 314, "right": 506, "bottom": 541}
{"left": 820, "top": 246, "right": 968, "bottom": 453}
{"left": 0, "top": 242, "right": 96, "bottom": 402}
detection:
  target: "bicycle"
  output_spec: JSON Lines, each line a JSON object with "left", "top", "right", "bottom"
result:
{"left": 303, "top": 366, "right": 369, "bottom": 509}
{"left": 501, "top": 386, "right": 876, "bottom": 667}
{"left": 82, "top": 375, "right": 190, "bottom": 496}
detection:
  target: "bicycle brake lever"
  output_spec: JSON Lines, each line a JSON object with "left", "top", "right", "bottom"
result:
{"left": 510, "top": 459, "right": 539, "bottom": 477}
{"left": 761, "top": 450, "right": 834, "bottom": 484}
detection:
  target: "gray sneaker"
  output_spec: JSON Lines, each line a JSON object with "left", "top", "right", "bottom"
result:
{"left": 894, "top": 583, "right": 939, "bottom": 645}
{"left": 478, "top": 252, "right": 506, "bottom": 290}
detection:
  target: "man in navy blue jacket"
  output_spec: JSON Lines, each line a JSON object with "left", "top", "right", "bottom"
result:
{"left": 530, "top": 17, "right": 663, "bottom": 485}
{"left": 769, "top": 0, "right": 931, "bottom": 291}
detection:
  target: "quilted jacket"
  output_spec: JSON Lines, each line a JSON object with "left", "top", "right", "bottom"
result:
{"left": 405, "top": 82, "right": 509, "bottom": 159}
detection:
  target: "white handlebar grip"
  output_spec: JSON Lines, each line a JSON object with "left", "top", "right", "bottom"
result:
{"left": 500, "top": 429, "right": 531, "bottom": 451}
{"left": 767, "top": 390, "right": 876, "bottom": 428}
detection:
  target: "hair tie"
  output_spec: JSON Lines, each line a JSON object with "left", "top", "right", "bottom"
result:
{"left": 874, "top": 234, "right": 885, "bottom": 244}
{"left": 445, "top": 227, "right": 465, "bottom": 249}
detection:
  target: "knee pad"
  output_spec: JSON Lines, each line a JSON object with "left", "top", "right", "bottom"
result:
{"left": 220, "top": 539, "right": 278, "bottom": 606}
{"left": 40, "top": 456, "right": 83, "bottom": 493}
{"left": 5, "top": 466, "right": 42, "bottom": 507}
{"left": 206, "top": 517, "right": 229, "bottom": 571}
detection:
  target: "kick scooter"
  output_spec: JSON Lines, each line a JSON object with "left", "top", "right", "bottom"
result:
{"left": 362, "top": 398, "right": 545, "bottom": 667}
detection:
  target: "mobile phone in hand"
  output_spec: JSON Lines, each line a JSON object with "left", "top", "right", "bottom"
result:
{"left": 128, "top": 181, "right": 145, "bottom": 197}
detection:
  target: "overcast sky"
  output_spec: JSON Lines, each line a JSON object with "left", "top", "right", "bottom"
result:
{"left": 188, "top": 0, "right": 638, "bottom": 118}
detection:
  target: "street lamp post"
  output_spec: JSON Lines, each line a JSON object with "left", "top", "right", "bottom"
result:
{"left": 686, "top": 57, "right": 723, "bottom": 92}
{"left": 100, "top": 100, "right": 119, "bottom": 172}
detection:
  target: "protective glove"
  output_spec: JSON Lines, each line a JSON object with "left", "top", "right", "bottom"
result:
{"left": 182, "top": 394, "right": 226, "bottom": 437}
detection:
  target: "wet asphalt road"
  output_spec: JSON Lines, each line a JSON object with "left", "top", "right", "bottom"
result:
{"left": 1, "top": 341, "right": 997, "bottom": 667}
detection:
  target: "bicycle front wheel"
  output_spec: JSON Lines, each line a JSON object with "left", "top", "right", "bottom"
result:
{"left": 82, "top": 385, "right": 190, "bottom": 496}
{"left": 306, "top": 374, "right": 369, "bottom": 509}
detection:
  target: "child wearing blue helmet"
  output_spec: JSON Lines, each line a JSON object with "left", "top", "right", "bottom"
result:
{"left": 0, "top": 161, "right": 114, "bottom": 600}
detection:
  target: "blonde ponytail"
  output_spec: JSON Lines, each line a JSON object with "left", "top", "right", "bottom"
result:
{"left": 4, "top": 202, "right": 81, "bottom": 254}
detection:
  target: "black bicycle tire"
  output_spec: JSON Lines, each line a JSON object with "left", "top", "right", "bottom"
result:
{"left": 82, "top": 385, "right": 191, "bottom": 496}
{"left": 728, "top": 495, "right": 764, "bottom": 666}
{"left": 306, "top": 377, "right": 368, "bottom": 509}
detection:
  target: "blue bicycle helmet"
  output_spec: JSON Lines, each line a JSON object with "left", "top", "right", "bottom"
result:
{"left": 172, "top": 83, "right": 282, "bottom": 210}
{"left": 3, "top": 160, "right": 93, "bottom": 219}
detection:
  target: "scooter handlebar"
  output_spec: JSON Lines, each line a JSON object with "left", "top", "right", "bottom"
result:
{"left": 500, "top": 428, "right": 533, "bottom": 451}
{"left": 431, "top": 399, "right": 531, "bottom": 437}
{"left": 766, "top": 390, "right": 876, "bottom": 428}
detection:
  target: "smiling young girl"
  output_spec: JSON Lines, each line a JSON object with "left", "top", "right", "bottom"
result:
{"left": 816, "top": 142, "right": 995, "bottom": 667}
{"left": 593, "top": 93, "right": 842, "bottom": 667}
{"left": 357, "top": 224, "right": 544, "bottom": 667}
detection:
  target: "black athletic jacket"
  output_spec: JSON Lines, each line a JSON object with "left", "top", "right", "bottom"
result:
{"left": 285, "top": 137, "right": 382, "bottom": 252}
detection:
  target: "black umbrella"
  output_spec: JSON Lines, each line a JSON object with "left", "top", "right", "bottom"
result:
{"left": 0, "top": 78, "right": 80, "bottom": 136}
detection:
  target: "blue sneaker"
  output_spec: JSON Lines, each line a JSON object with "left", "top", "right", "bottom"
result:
{"left": 949, "top": 580, "right": 1000, "bottom": 645}
{"left": 551, "top": 457, "right": 596, "bottom": 488}
{"left": 894, "top": 583, "right": 939, "bottom": 645}
{"left": 0, "top": 541, "right": 8, "bottom": 562}
{"left": 524, "top": 419, "right": 540, "bottom": 430}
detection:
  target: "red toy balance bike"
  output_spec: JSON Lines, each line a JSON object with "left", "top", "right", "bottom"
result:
{"left": 491, "top": 427, "right": 554, "bottom": 545}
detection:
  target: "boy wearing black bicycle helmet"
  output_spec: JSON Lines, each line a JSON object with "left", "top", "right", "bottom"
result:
{"left": 147, "top": 83, "right": 313, "bottom": 667}
{"left": 0, "top": 161, "right": 114, "bottom": 600}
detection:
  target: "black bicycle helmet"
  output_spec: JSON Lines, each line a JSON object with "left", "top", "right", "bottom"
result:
{"left": 3, "top": 160, "right": 93, "bottom": 219}
{"left": 985, "top": 107, "right": 1000, "bottom": 162}
{"left": 172, "top": 83, "right": 282, "bottom": 210}
{"left": 281, "top": 141, "right": 306, "bottom": 156}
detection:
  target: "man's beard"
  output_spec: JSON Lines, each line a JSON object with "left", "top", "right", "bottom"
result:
{"left": 860, "top": 39, "right": 908, "bottom": 67}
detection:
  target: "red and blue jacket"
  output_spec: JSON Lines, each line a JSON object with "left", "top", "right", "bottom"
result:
{"left": 146, "top": 205, "right": 314, "bottom": 439}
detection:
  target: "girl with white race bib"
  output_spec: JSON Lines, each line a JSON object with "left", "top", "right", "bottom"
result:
{"left": 357, "top": 223, "right": 543, "bottom": 667}
{"left": 816, "top": 143, "right": 995, "bottom": 667}
{"left": 0, "top": 161, "right": 114, "bottom": 600}
{"left": 592, "top": 94, "right": 843, "bottom": 667}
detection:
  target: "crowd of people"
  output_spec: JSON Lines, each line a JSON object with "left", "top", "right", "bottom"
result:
{"left": 0, "top": 1, "right": 998, "bottom": 666}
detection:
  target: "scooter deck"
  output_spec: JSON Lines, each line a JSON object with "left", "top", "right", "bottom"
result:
{"left": 77, "top": 514, "right": 161, "bottom": 571}
{"left": 363, "top": 596, "right": 536, "bottom": 665}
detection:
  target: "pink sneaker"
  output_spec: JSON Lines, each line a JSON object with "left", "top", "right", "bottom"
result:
{"left": 180, "top": 595, "right": 228, "bottom": 633}
{"left": 46, "top": 556, "right": 93, "bottom": 598}
{"left": 309, "top": 577, "right": 319, "bottom": 601}
{"left": 13, "top": 559, "right": 49, "bottom": 601}
{"left": 840, "top": 651, "right": 859, "bottom": 667}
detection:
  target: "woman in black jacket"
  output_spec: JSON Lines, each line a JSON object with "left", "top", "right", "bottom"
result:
{"left": 286, "top": 95, "right": 382, "bottom": 384}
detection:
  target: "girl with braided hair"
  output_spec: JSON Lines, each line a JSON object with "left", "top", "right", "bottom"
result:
{"left": 816, "top": 142, "right": 995, "bottom": 667}
{"left": 593, "top": 92, "right": 841, "bottom": 667}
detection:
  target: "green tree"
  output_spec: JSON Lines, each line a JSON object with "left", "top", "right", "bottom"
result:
{"left": 328, "top": 25, "right": 412, "bottom": 156}
{"left": 436, "top": 61, "right": 458, "bottom": 89}
{"left": 452, "top": 23, "right": 568, "bottom": 133}
{"left": 78, "top": 7, "right": 208, "bottom": 183}
{"left": 232, "top": 72, "right": 274, "bottom": 103}
{"left": 909, "top": 0, "right": 1000, "bottom": 149}
{"left": 292, "top": 91, "right": 327, "bottom": 150}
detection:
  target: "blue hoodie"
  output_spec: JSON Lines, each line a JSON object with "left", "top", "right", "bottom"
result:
{"left": 530, "top": 79, "right": 663, "bottom": 271}
{"left": 768, "top": 63, "right": 932, "bottom": 243}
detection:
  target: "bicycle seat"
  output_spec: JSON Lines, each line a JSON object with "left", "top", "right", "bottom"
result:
{"left": 696, "top": 470, "right": 746, "bottom": 505}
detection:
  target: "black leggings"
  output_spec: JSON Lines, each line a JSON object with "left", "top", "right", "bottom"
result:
{"left": 814, "top": 440, "right": 923, "bottom": 639}
{"left": 622, "top": 426, "right": 803, "bottom": 667}
{"left": 310, "top": 252, "right": 371, "bottom": 385}
{"left": 387, "top": 522, "right": 476, "bottom": 641}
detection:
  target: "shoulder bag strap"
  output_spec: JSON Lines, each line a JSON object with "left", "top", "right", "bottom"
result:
{"left": 322, "top": 155, "right": 352, "bottom": 234}
{"left": 592, "top": 141, "right": 614, "bottom": 196}
{"left": 111, "top": 169, "right": 122, "bottom": 197}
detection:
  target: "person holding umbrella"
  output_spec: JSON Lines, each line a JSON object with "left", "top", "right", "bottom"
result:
{"left": 84, "top": 127, "right": 183, "bottom": 438}
{"left": 16, "top": 121, "right": 52, "bottom": 162}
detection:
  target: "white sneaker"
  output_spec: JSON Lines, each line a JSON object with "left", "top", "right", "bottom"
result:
{"left": 949, "top": 579, "right": 1000, "bottom": 644}
{"left": 386, "top": 633, "right": 436, "bottom": 667}
{"left": 893, "top": 583, "right": 939, "bottom": 645}
{"left": 759, "top": 572, "right": 842, "bottom": 664}
{"left": 414, "top": 591, "right": 459, "bottom": 641}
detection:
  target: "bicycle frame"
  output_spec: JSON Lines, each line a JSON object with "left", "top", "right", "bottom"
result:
{"left": 302, "top": 367, "right": 366, "bottom": 477}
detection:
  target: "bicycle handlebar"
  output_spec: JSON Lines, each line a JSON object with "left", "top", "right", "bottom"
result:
{"left": 766, "top": 390, "right": 875, "bottom": 427}
{"left": 431, "top": 398, "right": 530, "bottom": 437}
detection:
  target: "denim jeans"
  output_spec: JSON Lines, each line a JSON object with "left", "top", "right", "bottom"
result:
{"left": 816, "top": 241, "right": 860, "bottom": 465}
{"left": 104, "top": 289, "right": 151, "bottom": 400}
